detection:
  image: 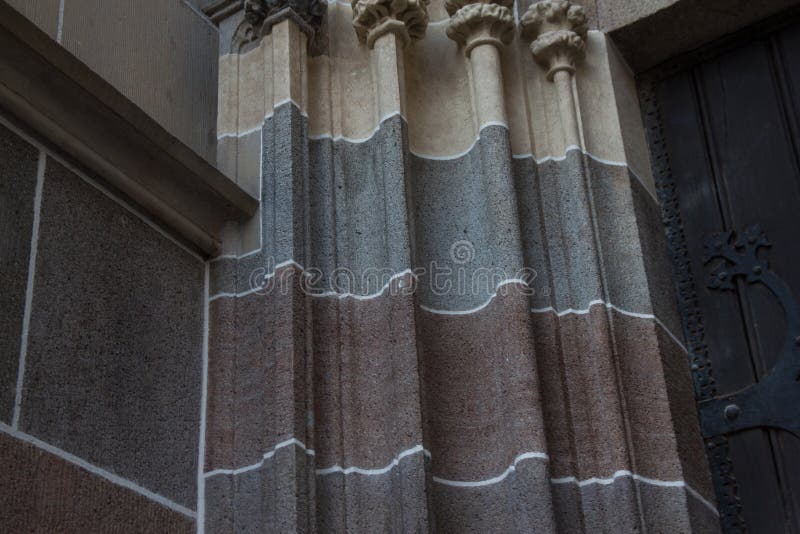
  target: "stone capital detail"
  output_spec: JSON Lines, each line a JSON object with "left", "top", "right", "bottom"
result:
{"left": 445, "top": 0, "right": 514, "bottom": 56}
{"left": 519, "top": 0, "right": 588, "bottom": 79}
{"left": 351, "top": 0, "right": 430, "bottom": 49}
{"left": 231, "top": 0, "right": 325, "bottom": 52}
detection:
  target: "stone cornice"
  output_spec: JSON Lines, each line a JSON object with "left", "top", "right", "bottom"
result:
{"left": 520, "top": 0, "right": 587, "bottom": 79}
{"left": 446, "top": 1, "right": 514, "bottom": 56}
{"left": 351, "top": 0, "right": 429, "bottom": 48}
{"left": 0, "top": 3, "right": 257, "bottom": 256}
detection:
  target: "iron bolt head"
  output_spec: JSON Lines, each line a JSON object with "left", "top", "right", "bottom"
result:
{"left": 752, "top": 265, "right": 762, "bottom": 274}
{"left": 795, "top": 336, "right": 800, "bottom": 346}
{"left": 724, "top": 404, "right": 740, "bottom": 421}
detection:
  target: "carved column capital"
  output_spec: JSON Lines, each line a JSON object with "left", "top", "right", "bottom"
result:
{"left": 351, "top": 0, "right": 430, "bottom": 49}
{"left": 519, "top": 0, "right": 588, "bottom": 79}
{"left": 445, "top": 0, "right": 514, "bottom": 57}
{"left": 232, "top": 0, "right": 325, "bottom": 52}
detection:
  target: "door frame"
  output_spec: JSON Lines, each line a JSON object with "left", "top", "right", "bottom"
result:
{"left": 636, "top": 7, "right": 800, "bottom": 532}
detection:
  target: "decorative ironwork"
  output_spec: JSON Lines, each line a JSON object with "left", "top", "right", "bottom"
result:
{"left": 638, "top": 75, "right": 745, "bottom": 532}
{"left": 700, "top": 225, "right": 800, "bottom": 438}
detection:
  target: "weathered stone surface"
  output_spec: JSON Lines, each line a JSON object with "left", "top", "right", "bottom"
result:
{"left": 0, "top": 432, "right": 194, "bottom": 534}
{"left": 20, "top": 159, "right": 204, "bottom": 509}
{"left": 0, "top": 124, "right": 38, "bottom": 424}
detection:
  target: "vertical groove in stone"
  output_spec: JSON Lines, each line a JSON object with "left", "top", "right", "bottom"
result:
{"left": 206, "top": 57, "right": 711, "bottom": 531}
{"left": 307, "top": 109, "right": 427, "bottom": 531}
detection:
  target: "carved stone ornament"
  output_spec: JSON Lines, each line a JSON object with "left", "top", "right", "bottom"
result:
{"left": 231, "top": 0, "right": 325, "bottom": 52}
{"left": 445, "top": 0, "right": 514, "bottom": 56}
{"left": 519, "top": 0, "right": 588, "bottom": 79}
{"left": 351, "top": 0, "right": 430, "bottom": 49}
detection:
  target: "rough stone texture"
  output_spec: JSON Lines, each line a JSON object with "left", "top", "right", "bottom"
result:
{"left": 430, "top": 459, "right": 555, "bottom": 533}
{"left": 206, "top": 101, "right": 713, "bottom": 530}
{"left": 410, "top": 125, "right": 525, "bottom": 311}
{"left": 311, "top": 286, "right": 422, "bottom": 471}
{"left": 418, "top": 289, "right": 546, "bottom": 482}
{"left": 0, "top": 124, "right": 38, "bottom": 423}
{"left": 0, "top": 432, "right": 195, "bottom": 534}
{"left": 316, "top": 452, "right": 428, "bottom": 532}
{"left": 308, "top": 114, "right": 414, "bottom": 294}
{"left": 626, "top": 167, "right": 683, "bottom": 336}
{"left": 20, "top": 158, "right": 204, "bottom": 509}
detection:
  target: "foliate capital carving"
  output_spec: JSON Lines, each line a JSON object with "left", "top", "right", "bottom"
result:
{"left": 446, "top": 2, "right": 514, "bottom": 56}
{"left": 351, "top": 0, "right": 430, "bottom": 49}
{"left": 231, "top": 0, "right": 325, "bottom": 52}
{"left": 519, "top": 0, "right": 588, "bottom": 79}
{"left": 444, "top": 0, "right": 511, "bottom": 17}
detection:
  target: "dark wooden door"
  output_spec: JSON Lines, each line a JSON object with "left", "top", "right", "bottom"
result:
{"left": 644, "top": 16, "right": 800, "bottom": 534}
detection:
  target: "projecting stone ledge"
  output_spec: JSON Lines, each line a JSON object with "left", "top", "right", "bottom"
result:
{"left": 0, "top": 3, "right": 257, "bottom": 256}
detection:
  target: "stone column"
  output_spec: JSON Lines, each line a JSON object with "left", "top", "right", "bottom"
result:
{"left": 204, "top": 1, "right": 323, "bottom": 533}
{"left": 352, "top": 0, "right": 428, "bottom": 120}
{"left": 520, "top": 0, "right": 587, "bottom": 149}
{"left": 445, "top": 0, "right": 514, "bottom": 127}
{"left": 516, "top": 2, "right": 717, "bottom": 531}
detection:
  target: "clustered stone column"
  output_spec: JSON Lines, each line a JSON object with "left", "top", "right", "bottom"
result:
{"left": 445, "top": 0, "right": 515, "bottom": 127}
{"left": 520, "top": 0, "right": 588, "bottom": 148}
{"left": 351, "top": 0, "right": 429, "bottom": 120}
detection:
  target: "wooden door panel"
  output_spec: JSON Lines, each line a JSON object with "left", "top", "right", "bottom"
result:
{"left": 647, "top": 17, "right": 800, "bottom": 532}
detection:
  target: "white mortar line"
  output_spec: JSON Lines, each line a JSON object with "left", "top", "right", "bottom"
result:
{"left": 685, "top": 484, "right": 719, "bottom": 517}
{"left": 0, "top": 422, "right": 196, "bottom": 518}
{"left": 217, "top": 98, "right": 308, "bottom": 139}
{"left": 312, "top": 269, "right": 415, "bottom": 300}
{"left": 208, "top": 261, "right": 412, "bottom": 302}
{"left": 204, "top": 438, "right": 315, "bottom": 478}
{"left": 432, "top": 451, "right": 550, "bottom": 488}
{"left": 217, "top": 116, "right": 659, "bottom": 204}
{"left": 56, "top": 0, "right": 65, "bottom": 43}
{"left": 219, "top": 120, "right": 657, "bottom": 204}
{"left": 0, "top": 115, "right": 204, "bottom": 263}
{"left": 316, "top": 444, "right": 429, "bottom": 476}
{"left": 551, "top": 469, "right": 718, "bottom": 516}
{"left": 206, "top": 262, "right": 685, "bottom": 350}
{"left": 308, "top": 111, "right": 405, "bottom": 143}
{"left": 202, "top": 438, "right": 714, "bottom": 513}
{"left": 196, "top": 263, "right": 210, "bottom": 534}
{"left": 11, "top": 151, "right": 46, "bottom": 430}
{"left": 418, "top": 279, "right": 530, "bottom": 315}
{"left": 531, "top": 300, "right": 687, "bottom": 353}
{"left": 209, "top": 249, "right": 261, "bottom": 262}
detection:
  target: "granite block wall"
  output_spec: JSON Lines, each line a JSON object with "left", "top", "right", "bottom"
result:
{"left": 0, "top": 117, "right": 207, "bottom": 532}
